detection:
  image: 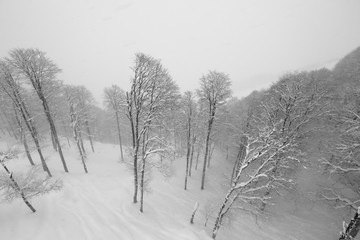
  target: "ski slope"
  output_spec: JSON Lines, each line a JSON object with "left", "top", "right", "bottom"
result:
{"left": 0, "top": 138, "right": 342, "bottom": 240}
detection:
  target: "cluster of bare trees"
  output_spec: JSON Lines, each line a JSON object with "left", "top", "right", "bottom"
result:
{"left": 210, "top": 72, "right": 329, "bottom": 238}
{"left": 0, "top": 49, "right": 111, "bottom": 178}
{"left": 1, "top": 45, "right": 360, "bottom": 240}
{"left": 102, "top": 53, "right": 234, "bottom": 213}
{"left": 105, "top": 54, "right": 180, "bottom": 212}
{"left": 205, "top": 47, "right": 360, "bottom": 239}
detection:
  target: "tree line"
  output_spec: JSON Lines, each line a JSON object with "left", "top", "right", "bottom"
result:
{"left": 1, "top": 47, "right": 360, "bottom": 240}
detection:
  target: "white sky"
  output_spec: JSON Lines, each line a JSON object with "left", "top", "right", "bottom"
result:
{"left": 0, "top": 0, "right": 359, "bottom": 104}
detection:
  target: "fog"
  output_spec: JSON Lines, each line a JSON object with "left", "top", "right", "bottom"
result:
{"left": 0, "top": 0, "right": 359, "bottom": 103}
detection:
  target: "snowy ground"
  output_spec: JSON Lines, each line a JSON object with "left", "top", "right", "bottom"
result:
{"left": 0, "top": 138, "right": 343, "bottom": 240}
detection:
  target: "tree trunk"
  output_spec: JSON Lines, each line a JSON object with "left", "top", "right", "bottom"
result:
{"left": 189, "top": 135, "right": 196, "bottom": 177}
{"left": 140, "top": 131, "right": 148, "bottom": 213}
{"left": 9, "top": 172, "right": 36, "bottom": 213}
{"left": 132, "top": 109, "right": 141, "bottom": 204}
{"left": 230, "top": 136, "right": 248, "bottom": 185}
{"left": 195, "top": 145, "right": 201, "bottom": 170}
{"left": 140, "top": 155, "right": 145, "bottom": 213}
{"left": 17, "top": 103, "right": 52, "bottom": 177}
{"left": 207, "top": 142, "right": 215, "bottom": 168}
{"left": 78, "top": 130, "right": 86, "bottom": 155}
{"left": 84, "top": 119, "right": 94, "bottom": 153}
{"left": 41, "top": 99, "right": 68, "bottom": 173}
{"left": 0, "top": 162, "right": 36, "bottom": 213}
{"left": 50, "top": 130, "right": 57, "bottom": 151}
{"left": 13, "top": 106, "right": 34, "bottom": 166}
{"left": 185, "top": 113, "right": 191, "bottom": 190}
{"left": 115, "top": 112, "right": 124, "bottom": 162}
{"left": 23, "top": 134, "right": 34, "bottom": 166}
{"left": 76, "top": 139, "right": 88, "bottom": 173}
{"left": 126, "top": 92, "right": 138, "bottom": 204}
{"left": 61, "top": 119, "right": 71, "bottom": 148}
{"left": 190, "top": 202, "right": 199, "bottom": 224}
{"left": 212, "top": 188, "right": 237, "bottom": 239}
{"left": 132, "top": 142, "right": 139, "bottom": 203}
{"left": 201, "top": 112, "right": 215, "bottom": 190}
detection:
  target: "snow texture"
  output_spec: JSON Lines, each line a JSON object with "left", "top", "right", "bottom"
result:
{"left": 0, "top": 137, "right": 343, "bottom": 240}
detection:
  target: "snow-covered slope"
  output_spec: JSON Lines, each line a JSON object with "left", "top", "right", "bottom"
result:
{"left": 0, "top": 138, "right": 342, "bottom": 240}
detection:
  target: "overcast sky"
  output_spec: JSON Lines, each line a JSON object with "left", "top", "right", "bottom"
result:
{"left": 0, "top": 0, "right": 359, "bottom": 104}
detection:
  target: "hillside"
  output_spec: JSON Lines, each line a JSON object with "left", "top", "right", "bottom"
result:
{"left": 0, "top": 137, "right": 343, "bottom": 240}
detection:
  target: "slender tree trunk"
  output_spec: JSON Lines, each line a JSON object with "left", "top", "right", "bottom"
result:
{"left": 41, "top": 99, "right": 68, "bottom": 173}
{"left": 189, "top": 135, "right": 196, "bottom": 177}
{"left": 50, "top": 130, "right": 57, "bottom": 151}
{"left": 0, "top": 162, "right": 36, "bottom": 213}
{"left": 115, "top": 112, "right": 124, "bottom": 161}
{"left": 34, "top": 138, "right": 52, "bottom": 177}
{"left": 126, "top": 91, "right": 138, "bottom": 204}
{"left": 190, "top": 202, "right": 199, "bottom": 224}
{"left": 132, "top": 108, "right": 141, "bottom": 204}
{"left": 230, "top": 137, "right": 248, "bottom": 185}
{"left": 13, "top": 106, "right": 34, "bottom": 166}
{"left": 212, "top": 188, "right": 237, "bottom": 239}
{"left": 201, "top": 110, "right": 215, "bottom": 190}
{"left": 76, "top": 139, "right": 88, "bottom": 173}
{"left": 23, "top": 134, "right": 34, "bottom": 166}
{"left": 140, "top": 155, "right": 146, "bottom": 213}
{"left": 62, "top": 119, "right": 71, "bottom": 148}
{"left": 78, "top": 130, "right": 86, "bottom": 155}
{"left": 140, "top": 130, "right": 148, "bottom": 213}
{"left": 0, "top": 81, "right": 51, "bottom": 176}
{"left": 207, "top": 142, "right": 215, "bottom": 168}
{"left": 18, "top": 104, "right": 52, "bottom": 177}
{"left": 133, "top": 143, "right": 139, "bottom": 203}
{"left": 10, "top": 172, "right": 36, "bottom": 212}
{"left": 195, "top": 145, "right": 201, "bottom": 170}
{"left": 230, "top": 148, "right": 242, "bottom": 185}
{"left": 84, "top": 119, "right": 94, "bottom": 153}
{"left": 185, "top": 112, "right": 191, "bottom": 190}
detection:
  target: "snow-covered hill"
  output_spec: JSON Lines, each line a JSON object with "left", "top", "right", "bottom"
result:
{"left": 0, "top": 138, "right": 342, "bottom": 240}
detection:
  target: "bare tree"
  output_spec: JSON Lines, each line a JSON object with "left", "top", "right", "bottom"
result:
{"left": 64, "top": 85, "right": 89, "bottom": 173}
{"left": 319, "top": 87, "right": 360, "bottom": 239}
{"left": 126, "top": 53, "right": 179, "bottom": 211}
{"left": 197, "top": 71, "right": 231, "bottom": 190}
{"left": 0, "top": 61, "right": 51, "bottom": 177}
{"left": 181, "top": 91, "right": 196, "bottom": 190}
{"left": 12, "top": 104, "right": 34, "bottom": 166}
{"left": 8, "top": 48, "right": 68, "bottom": 173}
{"left": 0, "top": 149, "right": 62, "bottom": 213}
{"left": 211, "top": 72, "right": 327, "bottom": 239}
{"left": 76, "top": 86, "right": 95, "bottom": 153}
{"left": 104, "top": 85, "right": 126, "bottom": 161}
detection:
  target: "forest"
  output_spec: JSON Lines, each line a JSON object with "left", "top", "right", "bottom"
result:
{"left": 1, "top": 46, "right": 360, "bottom": 240}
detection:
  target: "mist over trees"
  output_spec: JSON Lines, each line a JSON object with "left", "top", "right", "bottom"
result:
{"left": 1, "top": 46, "right": 360, "bottom": 240}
